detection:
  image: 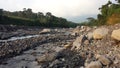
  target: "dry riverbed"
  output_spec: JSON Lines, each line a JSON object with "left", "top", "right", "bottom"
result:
{"left": 0, "top": 24, "right": 120, "bottom": 68}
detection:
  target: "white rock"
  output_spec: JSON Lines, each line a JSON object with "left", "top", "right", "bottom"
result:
{"left": 54, "top": 29, "right": 58, "bottom": 32}
{"left": 80, "top": 26, "right": 86, "bottom": 32}
{"left": 93, "top": 28, "right": 109, "bottom": 39}
{"left": 72, "top": 35, "right": 87, "bottom": 50}
{"left": 111, "top": 29, "right": 120, "bottom": 41}
{"left": 40, "top": 28, "right": 51, "bottom": 34}
{"left": 80, "top": 66, "right": 84, "bottom": 68}
{"left": 86, "top": 61, "right": 102, "bottom": 68}
{"left": 87, "top": 32, "right": 93, "bottom": 40}
{"left": 71, "top": 32, "right": 77, "bottom": 36}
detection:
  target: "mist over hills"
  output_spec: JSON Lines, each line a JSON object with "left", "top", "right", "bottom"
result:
{"left": 67, "top": 15, "right": 97, "bottom": 23}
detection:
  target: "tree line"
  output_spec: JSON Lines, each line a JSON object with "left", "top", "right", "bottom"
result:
{"left": 0, "top": 8, "right": 77, "bottom": 27}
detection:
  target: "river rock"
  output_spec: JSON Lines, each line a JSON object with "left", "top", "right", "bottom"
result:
{"left": 72, "top": 26, "right": 80, "bottom": 35}
{"left": 80, "top": 26, "right": 86, "bottom": 32}
{"left": 86, "top": 61, "right": 102, "bottom": 68}
{"left": 87, "top": 32, "right": 93, "bottom": 40}
{"left": 36, "top": 52, "right": 57, "bottom": 63}
{"left": 95, "top": 54, "right": 112, "bottom": 66}
{"left": 49, "top": 59, "right": 62, "bottom": 67}
{"left": 64, "top": 42, "right": 73, "bottom": 49}
{"left": 54, "top": 47, "right": 64, "bottom": 52}
{"left": 40, "top": 28, "right": 51, "bottom": 34}
{"left": 84, "top": 40, "right": 89, "bottom": 45}
{"left": 65, "top": 31, "right": 72, "bottom": 35}
{"left": 111, "top": 29, "right": 120, "bottom": 41}
{"left": 71, "top": 35, "right": 87, "bottom": 50}
{"left": 93, "top": 28, "right": 109, "bottom": 39}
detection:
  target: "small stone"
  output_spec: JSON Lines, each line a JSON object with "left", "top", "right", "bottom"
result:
{"left": 84, "top": 57, "right": 95, "bottom": 67}
{"left": 114, "top": 58, "right": 119, "bottom": 64}
{"left": 80, "top": 66, "right": 84, "bottom": 68}
{"left": 95, "top": 54, "right": 112, "bottom": 66}
{"left": 64, "top": 42, "right": 73, "bottom": 49}
{"left": 65, "top": 31, "right": 72, "bottom": 35}
{"left": 49, "top": 59, "right": 61, "bottom": 67}
{"left": 84, "top": 40, "right": 89, "bottom": 45}
{"left": 61, "top": 58, "right": 65, "bottom": 61}
{"left": 71, "top": 32, "right": 78, "bottom": 36}
{"left": 36, "top": 52, "right": 57, "bottom": 63}
{"left": 86, "top": 61, "right": 102, "bottom": 68}
{"left": 54, "top": 47, "right": 63, "bottom": 52}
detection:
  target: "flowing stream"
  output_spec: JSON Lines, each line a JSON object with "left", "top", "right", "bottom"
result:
{"left": 0, "top": 35, "right": 40, "bottom": 42}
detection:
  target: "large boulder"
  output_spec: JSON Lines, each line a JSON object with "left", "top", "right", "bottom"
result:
{"left": 111, "top": 29, "right": 120, "bottom": 41}
{"left": 86, "top": 61, "right": 102, "bottom": 68}
{"left": 93, "top": 28, "right": 109, "bottom": 39}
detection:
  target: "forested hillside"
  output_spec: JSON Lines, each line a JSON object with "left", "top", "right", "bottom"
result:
{"left": 98, "top": 0, "right": 120, "bottom": 25}
{"left": 80, "top": 0, "right": 120, "bottom": 26}
{"left": 0, "top": 8, "right": 77, "bottom": 27}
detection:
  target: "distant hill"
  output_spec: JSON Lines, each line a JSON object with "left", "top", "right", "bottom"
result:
{"left": 0, "top": 8, "right": 78, "bottom": 28}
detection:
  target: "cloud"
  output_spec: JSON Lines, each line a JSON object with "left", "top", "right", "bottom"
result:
{"left": 0, "top": 0, "right": 114, "bottom": 22}
{"left": 32, "top": 0, "right": 108, "bottom": 17}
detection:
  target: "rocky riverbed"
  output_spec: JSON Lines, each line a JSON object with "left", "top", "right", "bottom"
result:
{"left": 0, "top": 24, "right": 120, "bottom": 68}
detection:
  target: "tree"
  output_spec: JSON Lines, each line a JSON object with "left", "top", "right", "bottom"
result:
{"left": 87, "top": 17, "right": 98, "bottom": 26}
{"left": 37, "top": 12, "right": 44, "bottom": 18}
{"left": 46, "top": 12, "right": 52, "bottom": 18}
{"left": 0, "top": 9, "right": 3, "bottom": 16}
{"left": 27, "top": 8, "right": 32, "bottom": 13}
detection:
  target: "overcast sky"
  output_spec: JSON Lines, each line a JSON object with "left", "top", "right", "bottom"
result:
{"left": 0, "top": 0, "right": 115, "bottom": 22}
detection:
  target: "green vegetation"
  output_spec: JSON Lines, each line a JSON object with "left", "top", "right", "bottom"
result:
{"left": 0, "top": 8, "right": 77, "bottom": 27}
{"left": 79, "top": 17, "right": 98, "bottom": 26}
{"left": 80, "top": 0, "right": 120, "bottom": 26}
{"left": 97, "top": 0, "right": 120, "bottom": 25}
